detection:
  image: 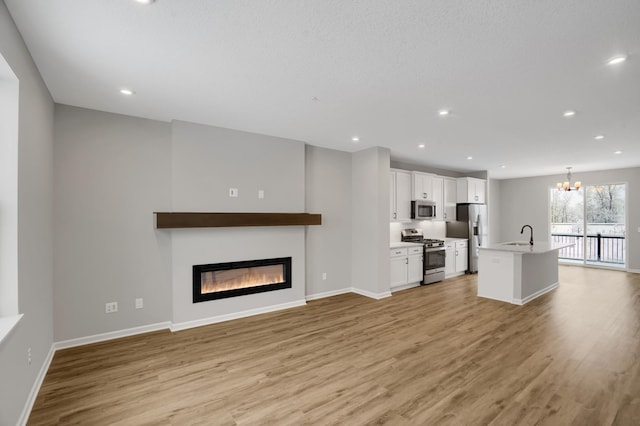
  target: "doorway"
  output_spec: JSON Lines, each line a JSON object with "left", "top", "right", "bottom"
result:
{"left": 550, "top": 183, "right": 626, "bottom": 269}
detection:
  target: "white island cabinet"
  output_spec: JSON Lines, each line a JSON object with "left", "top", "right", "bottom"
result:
{"left": 477, "top": 241, "right": 573, "bottom": 305}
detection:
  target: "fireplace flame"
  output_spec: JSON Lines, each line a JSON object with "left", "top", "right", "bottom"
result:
{"left": 201, "top": 265, "right": 284, "bottom": 294}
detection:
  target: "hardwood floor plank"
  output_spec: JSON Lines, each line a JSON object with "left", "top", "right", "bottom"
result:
{"left": 28, "top": 266, "right": 640, "bottom": 425}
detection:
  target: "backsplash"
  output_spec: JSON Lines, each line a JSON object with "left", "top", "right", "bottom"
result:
{"left": 390, "top": 221, "right": 447, "bottom": 242}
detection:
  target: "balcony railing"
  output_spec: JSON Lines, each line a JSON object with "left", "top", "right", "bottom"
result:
{"left": 551, "top": 233, "right": 625, "bottom": 264}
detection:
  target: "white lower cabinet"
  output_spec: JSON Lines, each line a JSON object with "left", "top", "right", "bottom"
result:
{"left": 445, "top": 239, "right": 468, "bottom": 278}
{"left": 390, "top": 246, "right": 423, "bottom": 289}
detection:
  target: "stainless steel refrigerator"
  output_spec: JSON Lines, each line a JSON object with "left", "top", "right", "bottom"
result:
{"left": 445, "top": 203, "right": 488, "bottom": 273}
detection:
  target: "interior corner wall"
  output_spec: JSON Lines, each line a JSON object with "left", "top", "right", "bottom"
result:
{"left": 498, "top": 167, "right": 640, "bottom": 271}
{"left": 351, "top": 147, "right": 391, "bottom": 297}
{"left": 0, "top": 2, "right": 55, "bottom": 424}
{"left": 53, "top": 105, "right": 172, "bottom": 341}
{"left": 305, "top": 145, "right": 352, "bottom": 298}
{"left": 169, "top": 121, "right": 307, "bottom": 325}
{"left": 488, "top": 179, "right": 501, "bottom": 244}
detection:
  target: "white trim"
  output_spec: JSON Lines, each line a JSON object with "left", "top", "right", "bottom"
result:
{"left": 54, "top": 321, "right": 171, "bottom": 350}
{"left": 18, "top": 344, "right": 55, "bottom": 426}
{"left": 170, "top": 299, "right": 307, "bottom": 332}
{"left": 391, "top": 282, "right": 421, "bottom": 293}
{"left": 626, "top": 268, "right": 640, "bottom": 274}
{"left": 306, "top": 288, "right": 352, "bottom": 301}
{"left": 513, "top": 282, "right": 559, "bottom": 305}
{"left": 0, "top": 313, "right": 23, "bottom": 346}
{"left": 350, "top": 287, "right": 392, "bottom": 300}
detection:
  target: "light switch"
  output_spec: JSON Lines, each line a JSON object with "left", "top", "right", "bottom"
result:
{"left": 229, "top": 188, "right": 238, "bottom": 198}
{"left": 258, "top": 190, "right": 264, "bottom": 199}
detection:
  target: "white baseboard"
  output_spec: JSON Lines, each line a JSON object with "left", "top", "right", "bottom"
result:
{"left": 18, "top": 344, "right": 56, "bottom": 426}
{"left": 170, "top": 299, "right": 307, "bottom": 332}
{"left": 54, "top": 321, "right": 172, "bottom": 350}
{"left": 306, "top": 288, "right": 352, "bottom": 301}
{"left": 351, "top": 287, "right": 392, "bottom": 300}
{"left": 391, "top": 282, "right": 421, "bottom": 293}
{"left": 514, "top": 282, "right": 559, "bottom": 305}
{"left": 628, "top": 268, "right": 640, "bottom": 274}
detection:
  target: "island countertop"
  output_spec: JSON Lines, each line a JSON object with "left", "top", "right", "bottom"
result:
{"left": 479, "top": 241, "right": 574, "bottom": 254}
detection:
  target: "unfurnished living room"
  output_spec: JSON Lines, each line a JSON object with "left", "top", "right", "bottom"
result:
{"left": 1, "top": 1, "right": 639, "bottom": 425}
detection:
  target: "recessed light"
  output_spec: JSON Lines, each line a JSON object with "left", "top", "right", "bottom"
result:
{"left": 120, "top": 88, "right": 135, "bottom": 96}
{"left": 607, "top": 55, "right": 627, "bottom": 65}
{"left": 563, "top": 110, "right": 576, "bottom": 117}
{"left": 135, "top": 0, "right": 155, "bottom": 4}
{"left": 466, "top": 156, "right": 473, "bottom": 160}
{"left": 438, "top": 109, "right": 450, "bottom": 116}
{"left": 614, "top": 150, "right": 622, "bottom": 155}
{"left": 351, "top": 137, "right": 359, "bottom": 142}
{"left": 500, "top": 165, "right": 507, "bottom": 169}
{"left": 418, "top": 144, "right": 425, "bottom": 148}
{"left": 594, "top": 135, "right": 605, "bottom": 140}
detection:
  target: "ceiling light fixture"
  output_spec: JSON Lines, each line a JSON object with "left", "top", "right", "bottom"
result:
{"left": 607, "top": 55, "right": 627, "bottom": 65}
{"left": 614, "top": 150, "right": 622, "bottom": 155}
{"left": 594, "top": 135, "right": 604, "bottom": 140}
{"left": 438, "top": 109, "right": 450, "bottom": 116}
{"left": 556, "top": 167, "right": 581, "bottom": 191}
{"left": 466, "top": 156, "right": 473, "bottom": 160}
{"left": 351, "top": 137, "right": 359, "bottom": 142}
{"left": 563, "top": 110, "right": 576, "bottom": 117}
{"left": 135, "top": 0, "right": 156, "bottom": 4}
{"left": 120, "top": 88, "right": 135, "bottom": 96}
{"left": 418, "top": 144, "right": 425, "bottom": 148}
{"left": 500, "top": 165, "right": 507, "bottom": 169}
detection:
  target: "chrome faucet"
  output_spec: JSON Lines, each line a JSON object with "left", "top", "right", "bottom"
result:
{"left": 521, "top": 225, "right": 534, "bottom": 245}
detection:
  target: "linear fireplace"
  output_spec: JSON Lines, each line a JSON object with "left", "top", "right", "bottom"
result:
{"left": 193, "top": 257, "right": 292, "bottom": 303}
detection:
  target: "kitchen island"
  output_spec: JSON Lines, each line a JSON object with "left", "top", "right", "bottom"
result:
{"left": 477, "top": 241, "right": 573, "bottom": 305}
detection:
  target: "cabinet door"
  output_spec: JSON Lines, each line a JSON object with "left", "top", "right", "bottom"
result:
{"left": 390, "top": 256, "right": 408, "bottom": 287}
{"left": 407, "top": 255, "right": 423, "bottom": 283}
{"left": 412, "top": 172, "right": 434, "bottom": 201}
{"left": 443, "top": 178, "right": 457, "bottom": 221}
{"left": 395, "top": 171, "right": 412, "bottom": 221}
{"left": 445, "top": 244, "right": 455, "bottom": 277}
{"left": 473, "top": 179, "right": 486, "bottom": 203}
{"left": 456, "top": 247, "right": 468, "bottom": 273}
{"left": 432, "top": 176, "right": 444, "bottom": 220}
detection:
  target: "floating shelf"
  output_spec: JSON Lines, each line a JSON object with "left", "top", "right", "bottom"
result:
{"left": 154, "top": 212, "right": 322, "bottom": 229}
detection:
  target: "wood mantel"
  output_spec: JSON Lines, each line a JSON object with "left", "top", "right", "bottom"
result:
{"left": 154, "top": 212, "right": 322, "bottom": 228}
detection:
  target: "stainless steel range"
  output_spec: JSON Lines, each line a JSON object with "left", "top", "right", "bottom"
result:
{"left": 401, "top": 228, "right": 446, "bottom": 285}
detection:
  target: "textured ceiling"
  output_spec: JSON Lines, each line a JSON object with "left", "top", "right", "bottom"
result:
{"left": 5, "top": 0, "right": 640, "bottom": 179}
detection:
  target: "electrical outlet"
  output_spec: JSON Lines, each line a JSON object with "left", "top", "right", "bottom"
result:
{"left": 135, "top": 298, "right": 143, "bottom": 309}
{"left": 229, "top": 188, "right": 238, "bottom": 198}
{"left": 258, "top": 189, "right": 264, "bottom": 199}
{"left": 322, "top": 272, "right": 327, "bottom": 280}
{"left": 27, "top": 347, "right": 32, "bottom": 366}
{"left": 105, "top": 302, "right": 118, "bottom": 313}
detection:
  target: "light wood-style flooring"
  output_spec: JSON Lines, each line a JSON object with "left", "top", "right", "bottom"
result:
{"left": 29, "top": 266, "right": 640, "bottom": 425}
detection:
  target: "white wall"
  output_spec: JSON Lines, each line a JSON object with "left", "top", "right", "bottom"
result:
{"left": 498, "top": 167, "right": 640, "bottom": 271}
{"left": 488, "top": 178, "right": 501, "bottom": 244}
{"left": 0, "top": 2, "right": 54, "bottom": 424}
{"left": 305, "top": 145, "right": 352, "bottom": 298}
{"left": 53, "top": 105, "right": 172, "bottom": 341}
{"left": 352, "top": 147, "right": 391, "bottom": 298}
{"left": 169, "top": 121, "right": 307, "bottom": 325}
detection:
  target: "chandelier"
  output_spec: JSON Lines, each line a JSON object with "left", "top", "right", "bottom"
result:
{"left": 556, "top": 167, "right": 581, "bottom": 191}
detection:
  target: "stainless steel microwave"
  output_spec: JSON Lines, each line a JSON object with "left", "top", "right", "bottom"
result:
{"left": 411, "top": 200, "right": 436, "bottom": 220}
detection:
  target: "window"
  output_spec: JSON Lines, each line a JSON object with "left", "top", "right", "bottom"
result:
{"left": 550, "top": 183, "right": 627, "bottom": 268}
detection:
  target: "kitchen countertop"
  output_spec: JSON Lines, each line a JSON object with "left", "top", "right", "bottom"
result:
{"left": 443, "top": 237, "right": 467, "bottom": 243}
{"left": 390, "top": 242, "right": 424, "bottom": 249}
{"left": 479, "top": 241, "right": 574, "bottom": 254}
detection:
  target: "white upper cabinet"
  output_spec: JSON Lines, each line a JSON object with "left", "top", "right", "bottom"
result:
{"left": 443, "top": 177, "right": 457, "bottom": 221}
{"left": 457, "top": 177, "right": 486, "bottom": 204}
{"left": 390, "top": 170, "right": 412, "bottom": 222}
{"left": 432, "top": 176, "right": 444, "bottom": 221}
{"left": 412, "top": 172, "right": 435, "bottom": 201}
